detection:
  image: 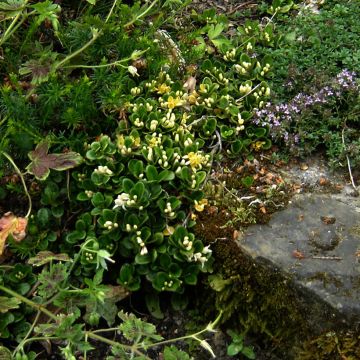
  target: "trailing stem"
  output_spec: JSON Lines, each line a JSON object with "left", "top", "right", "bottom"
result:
{"left": 0, "top": 152, "right": 32, "bottom": 218}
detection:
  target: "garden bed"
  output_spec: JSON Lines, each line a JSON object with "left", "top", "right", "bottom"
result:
{"left": 0, "top": 0, "right": 359, "bottom": 359}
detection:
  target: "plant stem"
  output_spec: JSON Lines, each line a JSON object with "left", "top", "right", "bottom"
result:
{"left": 62, "top": 61, "right": 127, "bottom": 70}
{"left": 54, "top": 29, "right": 101, "bottom": 70}
{"left": 0, "top": 1, "right": 30, "bottom": 46}
{"left": 142, "top": 312, "right": 222, "bottom": 349}
{"left": 0, "top": 284, "right": 57, "bottom": 321}
{"left": 105, "top": 0, "right": 118, "bottom": 23}
{"left": 20, "top": 337, "right": 59, "bottom": 348}
{"left": 1, "top": 151, "right": 32, "bottom": 218}
{"left": 13, "top": 310, "right": 41, "bottom": 356}
{"left": 54, "top": 0, "right": 119, "bottom": 71}
{"left": 124, "top": 0, "right": 158, "bottom": 28}
{"left": 89, "top": 327, "right": 120, "bottom": 334}
{"left": 85, "top": 332, "right": 150, "bottom": 359}
{"left": 2, "top": 10, "right": 37, "bottom": 46}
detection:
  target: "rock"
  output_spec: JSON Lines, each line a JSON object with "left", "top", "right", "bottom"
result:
{"left": 238, "top": 192, "right": 360, "bottom": 329}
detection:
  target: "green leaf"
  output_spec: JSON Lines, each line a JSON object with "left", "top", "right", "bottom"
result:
{"left": 131, "top": 181, "right": 145, "bottom": 199}
{"left": 27, "top": 142, "right": 83, "bottom": 180}
{"left": 227, "top": 343, "right": 243, "bottom": 356}
{"left": 242, "top": 346, "right": 256, "bottom": 359}
{"left": 0, "top": 0, "right": 25, "bottom": 11}
{"left": 231, "top": 140, "right": 243, "bottom": 154}
{"left": 171, "top": 293, "right": 188, "bottom": 311}
{"left": 211, "top": 36, "right": 232, "bottom": 51}
{"left": 66, "top": 230, "right": 86, "bottom": 244}
{"left": 0, "top": 297, "right": 21, "bottom": 313}
{"left": 135, "top": 253, "right": 152, "bottom": 265}
{"left": 122, "top": 178, "right": 134, "bottom": 193}
{"left": 208, "top": 23, "right": 225, "bottom": 40}
{"left": 0, "top": 0, "right": 26, "bottom": 21}
{"left": 145, "top": 165, "right": 158, "bottom": 181}
{"left": 145, "top": 292, "right": 164, "bottom": 319}
{"left": 0, "top": 346, "right": 12, "bottom": 360}
{"left": 208, "top": 274, "right": 232, "bottom": 292}
{"left": 164, "top": 345, "right": 191, "bottom": 360}
{"left": 241, "top": 176, "right": 254, "bottom": 188}
{"left": 129, "top": 159, "right": 144, "bottom": 178}
{"left": 184, "top": 273, "right": 197, "bottom": 285}
{"left": 37, "top": 208, "right": 50, "bottom": 227}
{"left": 158, "top": 170, "right": 175, "bottom": 182}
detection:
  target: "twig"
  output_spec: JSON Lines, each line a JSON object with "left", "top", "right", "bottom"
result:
{"left": 229, "top": 2, "right": 257, "bottom": 15}
{"left": 209, "top": 130, "right": 222, "bottom": 155}
{"left": 211, "top": 177, "right": 243, "bottom": 204}
{"left": 312, "top": 256, "right": 342, "bottom": 261}
{"left": 235, "top": 83, "right": 262, "bottom": 105}
{"left": 341, "top": 127, "right": 357, "bottom": 191}
{"left": 1, "top": 152, "right": 32, "bottom": 218}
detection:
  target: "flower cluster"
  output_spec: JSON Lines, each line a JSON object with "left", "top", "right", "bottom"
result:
{"left": 253, "top": 69, "right": 358, "bottom": 148}
{"left": 190, "top": 246, "right": 212, "bottom": 268}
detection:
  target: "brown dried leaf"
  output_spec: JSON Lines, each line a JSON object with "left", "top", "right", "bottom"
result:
{"left": 105, "top": 285, "right": 130, "bottom": 302}
{"left": 321, "top": 216, "right": 336, "bottom": 225}
{"left": 292, "top": 250, "right": 305, "bottom": 260}
{"left": 0, "top": 212, "right": 27, "bottom": 255}
{"left": 183, "top": 76, "right": 197, "bottom": 93}
{"left": 319, "top": 177, "right": 329, "bottom": 186}
{"left": 28, "top": 251, "right": 72, "bottom": 267}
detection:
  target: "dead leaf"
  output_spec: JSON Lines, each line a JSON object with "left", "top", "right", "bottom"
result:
{"left": 300, "top": 163, "right": 309, "bottom": 171}
{"left": 28, "top": 251, "right": 72, "bottom": 267}
{"left": 259, "top": 206, "right": 267, "bottom": 214}
{"left": 26, "top": 141, "right": 83, "bottom": 180}
{"left": 183, "top": 76, "right": 196, "bottom": 93}
{"left": 321, "top": 216, "right": 336, "bottom": 225}
{"left": 292, "top": 249, "right": 305, "bottom": 260}
{"left": 0, "top": 212, "right": 28, "bottom": 255}
{"left": 105, "top": 285, "right": 130, "bottom": 302}
{"left": 319, "top": 177, "right": 329, "bottom": 186}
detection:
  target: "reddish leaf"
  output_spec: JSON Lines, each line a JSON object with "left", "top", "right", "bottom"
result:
{"left": 26, "top": 142, "right": 83, "bottom": 180}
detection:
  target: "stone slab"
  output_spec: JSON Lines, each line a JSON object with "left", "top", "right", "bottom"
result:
{"left": 238, "top": 192, "right": 360, "bottom": 327}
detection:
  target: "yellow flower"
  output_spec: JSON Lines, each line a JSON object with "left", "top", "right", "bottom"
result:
{"left": 253, "top": 141, "right": 265, "bottom": 151}
{"left": 188, "top": 90, "right": 199, "bottom": 105}
{"left": 163, "top": 226, "right": 175, "bottom": 236}
{"left": 181, "top": 112, "right": 190, "bottom": 124}
{"left": 199, "top": 84, "right": 207, "bottom": 93}
{"left": 166, "top": 96, "right": 182, "bottom": 109}
{"left": 130, "top": 136, "right": 141, "bottom": 148}
{"left": 148, "top": 137, "right": 159, "bottom": 147}
{"left": 116, "top": 134, "right": 125, "bottom": 147}
{"left": 194, "top": 199, "right": 208, "bottom": 212}
{"left": 156, "top": 83, "right": 171, "bottom": 94}
{"left": 185, "top": 151, "right": 207, "bottom": 170}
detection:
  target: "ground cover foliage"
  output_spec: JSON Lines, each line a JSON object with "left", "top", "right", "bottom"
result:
{"left": 0, "top": 0, "right": 359, "bottom": 359}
